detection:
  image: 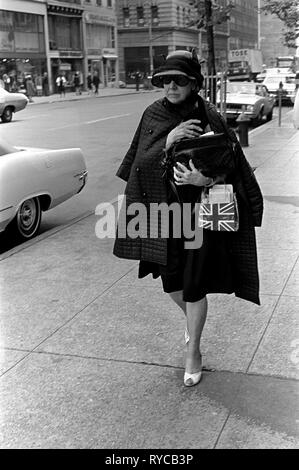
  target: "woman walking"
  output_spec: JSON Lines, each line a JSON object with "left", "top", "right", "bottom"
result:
{"left": 113, "top": 50, "right": 263, "bottom": 387}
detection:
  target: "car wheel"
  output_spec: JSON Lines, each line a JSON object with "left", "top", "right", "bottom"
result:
{"left": 10, "top": 197, "right": 42, "bottom": 241}
{"left": 253, "top": 109, "right": 264, "bottom": 126}
{"left": 266, "top": 109, "right": 273, "bottom": 121}
{"left": 1, "top": 106, "right": 13, "bottom": 123}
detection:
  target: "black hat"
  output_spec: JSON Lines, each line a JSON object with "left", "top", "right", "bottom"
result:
{"left": 151, "top": 50, "right": 204, "bottom": 88}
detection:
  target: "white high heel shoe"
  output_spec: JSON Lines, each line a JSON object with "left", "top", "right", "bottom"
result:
{"left": 184, "top": 370, "right": 202, "bottom": 387}
{"left": 184, "top": 351, "right": 202, "bottom": 387}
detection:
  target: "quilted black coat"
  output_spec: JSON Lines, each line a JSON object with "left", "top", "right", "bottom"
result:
{"left": 113, "top": 96, "right": 263, "bottom": 305}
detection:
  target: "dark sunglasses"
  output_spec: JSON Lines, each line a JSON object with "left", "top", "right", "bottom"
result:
{"left": 152, "top": 74, "right": 192, "bottom": 88}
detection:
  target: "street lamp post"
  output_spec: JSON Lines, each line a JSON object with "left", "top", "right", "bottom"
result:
{"left": 145, "top": 2, "right": 154, "bottom": 75}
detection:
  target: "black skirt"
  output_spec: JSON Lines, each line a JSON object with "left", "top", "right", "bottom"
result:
{"left": 138, "top": 183, "right": 235, "bottom": 302}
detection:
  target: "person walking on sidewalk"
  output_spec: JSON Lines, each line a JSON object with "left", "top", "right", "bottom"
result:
{"left": 93, "top": 72, "right": 100, "bottom": 95}
{"left": 56, "top": 73, "right": 66, "bottom": 97}
{"left": 113, "top": 50, "right": 263, "bottom": 388}
{"left": 134, "top": 70, "right": 142, "bottom": 91}
{"left": 25, "top": 75, "right": 35, "bottom": 103}
{"left": 87, "top": 72, "right": 93, "bottom": 94}
{"left": 74, "top": 71, "right": 81, "bottom": 95}
{"left": 42, "top": 72, "right": 49, "bottom": 96}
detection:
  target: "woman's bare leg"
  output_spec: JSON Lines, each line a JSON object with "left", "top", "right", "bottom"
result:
{"left": 185, "top": 296, "right": 208, "bottom": 373}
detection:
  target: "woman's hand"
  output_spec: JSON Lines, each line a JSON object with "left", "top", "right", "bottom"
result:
{"left": 166, "top": 119, "right": 203, "bottom": 150}
{"left": 173, "top": 160, "right": 213, "bottom": 187}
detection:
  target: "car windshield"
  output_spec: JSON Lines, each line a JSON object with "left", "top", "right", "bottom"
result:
{"left": 227, "top": 83, "right": 256, "bottom": 94}
{"left": 264, "top": 75, "right": 295, "bottom": 85}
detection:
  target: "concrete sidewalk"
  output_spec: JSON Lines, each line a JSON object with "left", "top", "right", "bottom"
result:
{"left": 27, "top": 85, "right": 157, "bottom": 106}
{"left": 0, "top": 111, "right": 298, "bottom": 449}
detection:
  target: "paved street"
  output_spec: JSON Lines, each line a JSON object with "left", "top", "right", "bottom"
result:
{"left": 0, "top": 90, "right": 298, "bottom": 449}
{"left": 0, "top": 89, "right": 163, "bottom": 237}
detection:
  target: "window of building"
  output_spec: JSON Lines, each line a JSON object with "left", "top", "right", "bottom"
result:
{"left": 48, "top": 15, "right": 81, "bottom": 51}
{"left": 151, "top": 5, "right": 159, "bottom": 25}
{"left": 107, "top": 0, "right": 112, "bottom": 7}
{"left": 123, "top": 7, "right": 130, "bottom": 27}
{"left": 96, "top": 0, "right": 102, "bottom": 5}
{"left": 0, "top": 11, "right": 45, "bottom": 54}
{"left": 177, "top": 6, "right": 180, "bottom": 25}
{"left": 137, "top": 6, "right": 144, "bottom": 26}
{"left": 110, "top": 26, "right": 115, "bottom": 48}
{"left": 86, "top": 23, "right": 113, "bottom": 51}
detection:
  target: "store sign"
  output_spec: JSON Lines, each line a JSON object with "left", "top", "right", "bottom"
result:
{"left": 59, "top": 51, "right": 83, "bottom": 58}
{"left": 103, "top": 48, "right": 116, "bottom": 55}
{"left": 228, "top": 49, "right": 249, "bottom": 61}
{"left": 60, "top": 63, "right": 72, "bottom": 71}
{"left": 84, "top": 12, "right": 116, "bottom": 25}
{"left": 88, "top": 49, "right": 102, "bottom": 56}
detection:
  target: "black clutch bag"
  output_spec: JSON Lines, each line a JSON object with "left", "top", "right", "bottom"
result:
{"left": 161, "top": 132, "right": 235, "bottom": 179}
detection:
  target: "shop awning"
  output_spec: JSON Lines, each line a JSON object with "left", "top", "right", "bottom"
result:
{"left": 103, "top": 54, "right": 118, "bottom": 60}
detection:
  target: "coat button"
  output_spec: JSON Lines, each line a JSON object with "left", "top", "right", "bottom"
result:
{"left": 142, "top": 192, "right": 147, "bottom": 197}
{"left": 136, "top": 167, "right": 140, "bottom": 172}
{"left": 147, "top": 129, "right": 153, "bottom": 134}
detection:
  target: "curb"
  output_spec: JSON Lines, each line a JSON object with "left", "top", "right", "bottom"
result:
{"left": 28, "top": 88, "right": 160, "bottom": 106}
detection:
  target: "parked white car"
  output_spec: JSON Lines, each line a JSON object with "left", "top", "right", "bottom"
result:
{"left": 221, "top": 82, "right": 275, "bottom": 123}
{"left": 0, "top": 140, "right": 88, "bottom": 241}
{"left": 263, "top": 74, "right": 296, "bottom": 104}
{"left": 0, "top": 87, "right": 28, "bottom": 122}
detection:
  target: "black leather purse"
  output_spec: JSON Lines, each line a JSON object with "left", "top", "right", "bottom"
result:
{"left": 161, "top": 132, "right": 235, "bottom": 180}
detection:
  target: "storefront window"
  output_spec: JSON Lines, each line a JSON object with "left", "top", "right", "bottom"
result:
{"left": 14, "top": 12, "right": 38, "bottom": 32}
{"left": 0, "top": 10, "right": 14, "bottom": 52}
{"left": 124, "top": 46, "right": 168, "bottom": 83}
{"left": 0, "top": 10, "right": 45, "bottom": 53}
{"left": 0, "top": 58, "right": 46, "bottom": 93}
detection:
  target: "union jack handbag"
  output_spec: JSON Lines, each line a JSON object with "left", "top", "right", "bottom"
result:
{"left": 198, "top": 185, "right": 239, "bottom": 232}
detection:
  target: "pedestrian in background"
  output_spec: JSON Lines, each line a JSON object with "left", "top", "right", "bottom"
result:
{"left": 25, "top": 75, "right": 35, "bottom": 102}
{"left": 3, "top": 74, "right": 11, "bottom": 92}
{"left": 42, "top": 72, "right": 49, "bottom": 96}
{"left": 56, "top": 73, "right": 66, "bottom": 97}
{"left": 113, "top": 50, "right": 263, "bottom": 388}
{"left": 87, "top": 72, "right": 93, "bottom": 94}
{"left": 93, "top": 73, "right": 100, "bottom": 95}
{"left": 134, "top": 70, "right": 142, "bottom": 91}
{"left": 74, "top": 71, "right": 81, "bottom": 95}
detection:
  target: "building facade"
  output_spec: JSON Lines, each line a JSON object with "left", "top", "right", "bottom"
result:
{"left": 116, "top": 0, "right": 259, "bottom": 84}
{"left": 0, "top": 0, "right": 118, "bottom": 94}
{"left": 47, "top": 0, "right": 117, "bottom": 91}
{"left": 259, "top": 0, "right": 296, "bottom": 68}
{"left": 229, "top": 0, "right": 258, "bottom": 50}
{"left": 0, "top": 0, "right": 48, "bottom": 93}
{"left": 82, "top": 0, "right": 118, "bottom": 87}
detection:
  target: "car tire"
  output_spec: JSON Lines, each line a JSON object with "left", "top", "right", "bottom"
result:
{"left": 1, "top": 106, "right": 13, "bottom": 123}
{"left": 253, "top": 109, "right": 264, "bottom": 126}
{"left": 9, "top": 197, "right": 42, "bottom": 241}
